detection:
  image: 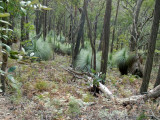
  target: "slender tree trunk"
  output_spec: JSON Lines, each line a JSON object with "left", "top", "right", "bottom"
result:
{"left": 110, "top": 0, "right": 120, "bottom": 53}
{"left": 98, "top": 29, "right": 104, "bottom": 51}
{"left": 25, "top": 14, "right": 29, "bottom": 40}
{"left": 140, "top": 0, "right": 160, "bottom": 94}
{"left": 20, "top": 15, "right": 25, "bottom": 49}
{"left": 101, "top": 0, "right": 112, "bottom": 84}
{"left": 43, "top": 0, "right": 47, "bottom": 41}
{"left": 9, "top": 15, "right": 14, "bottom": 30}
{"left": 130, "top": 0, "right": 143, "bottom": 51}
{"left": 73, "top": 0, "right": 87, "bottom": 65}
{"left": 35, "top": 10, "right": 42, "bottom": 35}
{"left": 81, "top": 30, "right": 84, "bottom": 48}
{"left": 154, "top": 65, "right": 160, "bottom": 88}
{"left": 84, "top": 0, "right": 96, "bottom": 71}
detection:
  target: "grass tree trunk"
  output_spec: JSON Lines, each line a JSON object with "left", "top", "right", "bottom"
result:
{"left": 130, "top": 0, "right": 143, "bottom": 51}
{"left": 73, "top": 0, "right": 87, "bottom": 65}
{"left": 1, "top": 0, "right": 8, "bottom": 93}
{"left": 110, "top": 0, "right": 120, "bottom": 53}
{"left": 140, "top": 0, "right": 160, "bottom": 94}
{"left": 154, "top": 65, "right": 160, "bottom": 88}
{"left": 100, "top": 0, "right": 112, "bottom": 84}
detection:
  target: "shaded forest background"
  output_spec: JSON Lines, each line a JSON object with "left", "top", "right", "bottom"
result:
{"left": 0, "top": 0, "right": 160, "bottom": 119}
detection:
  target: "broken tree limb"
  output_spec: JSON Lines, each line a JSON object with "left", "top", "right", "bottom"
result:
{"left": 98, "top": 82, "right": 115, "bottom": 100}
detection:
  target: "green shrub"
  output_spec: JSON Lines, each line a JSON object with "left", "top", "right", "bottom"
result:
{"left": 25, "top": 37, "right": 54, "bottom": 61}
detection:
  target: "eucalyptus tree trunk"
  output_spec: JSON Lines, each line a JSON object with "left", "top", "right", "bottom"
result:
{"left": 130, "top": 0, "right": 143, "bottom": 51}
{"left": 101, "top": 0, "right": 112, "bottom": 84}
{"left": 73, "top": 0, "right": 87, "bottom": 65}
{"left": 43, "top": 0, "right": 48, "bottom": 41}
{"left": 140, "top": 0, "right": 160, "bottom": 94}
{"left": 98, "top": 28, "right": 104, "bottom": 51}
{"left": 35, "top": 10, "right": 42, "bottom": 35}
{"left": 110, "top": 0, "right": 120, "bottom": 53}
{"left": 84, "top": 0, "right": 96, "bottom": 71}
{"left": 154, "top": 65, "right": 160, "bottom": 88}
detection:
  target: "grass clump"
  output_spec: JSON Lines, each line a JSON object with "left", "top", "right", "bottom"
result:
{"left": 25, "top": 37, "right": 54, "bottom": 61}
{"left": 35, "top": 81, "right": 49, "bottom": 92}
{"left": 75, "top": 49, "right": 101, "bottom": 72}
{"left": 67, "top": 97, "right": 81, "bottom": 116}
{"left": 82, "top": 93, "right": 94, "bottom": 102}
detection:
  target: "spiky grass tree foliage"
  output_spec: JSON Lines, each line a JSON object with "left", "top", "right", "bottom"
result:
{"left": 75, "top": 49, "right": 101, "bottom": 72}
{"left": 113, "top": 48, "right": 143, "bottom": 77}
{"left": 113, "top": 48, "right": 129, "bottom": 75}
{"left": 26, "top": 37, "right": 54, "bottom": 61}
{"left": 45, "top": 31, "right": 71, "bottom": 55}
{"left": 57, "top": 33, "right": 65, "bottom": 43}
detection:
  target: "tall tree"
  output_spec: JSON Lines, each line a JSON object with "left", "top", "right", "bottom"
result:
{"left": 73, "top": 0, "right": 87, "bottom": 65}
{"left": 140, "top": 0, "right": 160, "bottom": 94}
{"left": 101, "top": 0, "right": 112, "bottom": 84}
{"left": 154, "top": 65, "right": 160, "bottom": 88}
{"left": 35, "top": 10, "right": 42, "bottom": 35}
{"left": 43, "top": 0, "right": 48, "bottom": 41}
{"left": 110, "top": 0, "right": 120, "bottom": 53}
{"left": 84, "top": 0, "right": 96, "bottom": 70}
{"left": 130, "top": 0, "right": 143, "bottom": 51}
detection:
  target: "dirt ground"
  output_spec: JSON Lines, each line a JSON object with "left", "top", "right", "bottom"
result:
{"left": 0, "top": 53, "right": 159, "bottom": 120}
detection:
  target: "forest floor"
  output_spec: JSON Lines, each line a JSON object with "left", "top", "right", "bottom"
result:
{"left": 0, "top": 52, "right": 160, "bottom": 120}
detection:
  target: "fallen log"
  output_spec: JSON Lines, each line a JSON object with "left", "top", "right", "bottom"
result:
{"left": 64, "top": 67, "right": 160, "bottom": 105}
{"left": 98, "top": 82, "right": 160, "bottom": 105}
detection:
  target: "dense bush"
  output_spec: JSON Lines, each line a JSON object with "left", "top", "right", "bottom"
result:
{"left": 25, "top": 37, "right": 54, "bottom": 61}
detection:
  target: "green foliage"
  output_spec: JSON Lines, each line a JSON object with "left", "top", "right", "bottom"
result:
{"left": 108, "top": 53, "right": 114, "bottom": 68}
{"left": 46, "top": 31, "right": 71, "bottom": 55}
{"left": 10, "top": 89, "right": 22, "bottom": 104}
{"left": 137, "top": 112, "right": 147, "bottom": 120}
{"left": 113, "top": 48, "right": 129, "bottom": 66}
{"left": 35, "top": 81, "right": 49, "bottom": 91}
{"left": 25, "top": 37, "right": 54, "bottom": 61}
{"left": 57, "top": 34, "right": 65, "bottom": 43}
{"left": 68, "top": 97, "right": 80, "bottom": 116}
{"left": 8, "top": 66, "right": 17, "bottom": 73}
{"left": 82, "top": 93, "right": 94, "bottom": 102}
{"left": 75, "top": 49, "right": 101, "bottom": 72}
{"left": 0, "top": 13, "right": 10, "bottom": 17}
